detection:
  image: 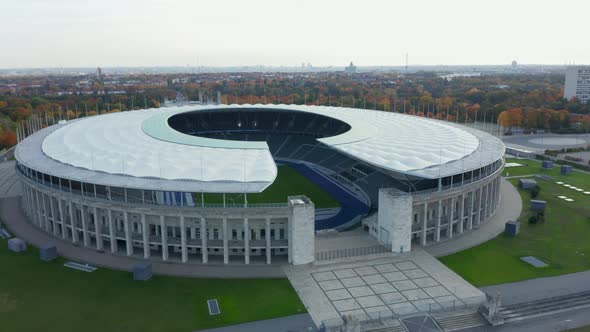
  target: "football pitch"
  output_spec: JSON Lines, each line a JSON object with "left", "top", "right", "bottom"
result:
{"left": 201, "top": 165, "right": 340, "bottom": 208}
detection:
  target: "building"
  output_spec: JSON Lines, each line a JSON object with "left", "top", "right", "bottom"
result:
{"left": 15, "top": 104, "right": 504, "bottom": 267}
{"left": 344, "top": 61, "right": 357, "bottom": 73}
{"left": 564, "top": 66, "right": 590, "bottom": 103}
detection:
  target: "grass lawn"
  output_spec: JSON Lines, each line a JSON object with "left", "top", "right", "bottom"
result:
{"left": 440, "top": 158, "right": 590, "bottom": 287}
{"left": 202, "top": 165, "right": 340, "bottom": 208}
{"left": 0, "top": 239, "right": 305, "bottom": 332}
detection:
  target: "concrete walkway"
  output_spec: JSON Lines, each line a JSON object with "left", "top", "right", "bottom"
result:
{"left": 196, "top": 313, "right": 315, "bottom": 332}
{"left": 425, "top": 178, "right": 522, "bottom": 258}
{"left": 1, "top": 196, "right": 287, "bottom": 278}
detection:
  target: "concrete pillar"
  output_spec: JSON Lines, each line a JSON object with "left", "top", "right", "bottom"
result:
{"left": 124, "top": 211, "right": 132, "bottom": 256}
{"left": 447, "top": 197, "right": 454, "bottom": 239}
{"left": 200, "top": 217, "right": 207, "bottom": 263}
{"left": 94, "top": 207, "right": 103, "bottom": 250}
{"left": 244, "top": 218, "right": 250, "bottom": 264}
{"left": 476, "top": 187, "right": 483, "bottom": 226}
{"left": 58, "top": 198, "right": 66, "bottom": 239}
{"left": 80, "top": 204, "right": 89, "bottom": 247}
{"left": 468, "top": 191, "right": 475, "bottom": 230}
{"left": 160, "top": 215, "right": 168, "bottom": 261}
{"left": 49, "top": 195, "right": 58, "bottom": 236}
{"left": 266, "top": 217, "right": 271, "bottom": 264}
{"left": 108, "top": 209, "right": 117, "bottom": 253}
{"left": 68, "top": 201, "right": 78, "bottom": 244}
{"left": 34, "top": 190, "right": 43, "bottom": 228}
{"left": 41, "top": 193, "right": 50, "bottom": 232}
{"left": 141, "top": 213, "right": 149, "bottom": 259}
{"left": 180, "top": 215, "right": 187, "bottom": 263}
{"left": 421, "top": 202, "right": 428, "bottom": 246}
{"left": 458, "top": 194, "right": 465, "bottom": 234}
{"left": 435, "top": 200, "right": 442, "bottom": 242}
{"left": 222, "top": 218, "right": 228, "bottom": 264}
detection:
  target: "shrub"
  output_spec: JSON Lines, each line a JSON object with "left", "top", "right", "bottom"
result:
{"left": 529, "top": 215, "right": 538, "bottom": 224}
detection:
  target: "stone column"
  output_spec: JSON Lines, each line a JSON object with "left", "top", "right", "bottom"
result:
{"left": 200, "top": 217, "right": 207, "bottom": 263}
{"left": 421, "top": 202, "right": 428, "bottom": 246}
{"left": 222, "top": 218, "right": 228, "bottom": 264}
{"left": 69, "top": 201, "right": 78, "bottom": 244}
{"left": 124, "top": 211, "right": 132, "bottom": 256}
{"left": 35, "top": 190, "right": 43, "bottom": 228}
{"left": 180, "top": 215, "right": 187, "bottom": 263}
{"left": 142, "top": 213, "right": 150, "bottom": 259}
{"left": 108, "top": 209, "right": 117, "bottom": 253}
{"left": 94, "top": 207, "right": 103, "bottom": 250}
{"left": 266, "top": 217, "right": 271, "bottom": 264}
{"left": 244, "top": 218, "right": 250, "bottom": 264}
{"left": 49, "top": 195, "right": 58, "bottom": 236}
{"left": 41, "top": 193, "right": 50, "bottom": 232}
{"left": 476, "top": 187, "right": 483, "bottom": 226}
{"left": 160, "top": 215, "right": 168, "bottom": 261}
{"left": 80, "top": 204, "right": 89, "bottom": 247}
{"left": 435, "top": 200, "right": 442, "bottom": 242}
{"left": 447, "top": 197, "right": 454, "bottom": 239}
{"left": 458, "top": 194, "right": 465, "bottom": 234}
{"left": 58, "top": 198, "right": 67, "bottom": 239}
{"left": 468, "top": 191, "right": 475, "bottom": 230}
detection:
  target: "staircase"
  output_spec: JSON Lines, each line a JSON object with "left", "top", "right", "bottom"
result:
{"left": 433, "top": 312, "right": 487, "bottom": 331}
{"left": 363, "top": 323, "right": 407, "bottom": 332}
{"left": 500, "top": 291, "right": 590, "bottom": 323}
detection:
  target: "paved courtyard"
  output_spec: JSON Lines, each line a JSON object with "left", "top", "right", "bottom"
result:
{"left": 284, "top": 250, "right": 484, "bottom": 327}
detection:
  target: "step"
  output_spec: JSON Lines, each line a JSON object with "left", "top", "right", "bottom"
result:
{"left": 364, "top": 326, "right": 407, "bottom": 332}
{"left": 434, "top": 313, "right": 487, "bottom": 331}
{"left": 501, "top": 291, "right": 590, "bottom": 311}
{"left": 499, "top": 292, "right": 590, "bottom": 322}
{"left": 501, "top": 294, "right": 590, "bottom": 316}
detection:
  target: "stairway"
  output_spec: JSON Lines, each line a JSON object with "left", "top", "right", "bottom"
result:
{"left": 433, "top": 312, "right": 487, "bottom": 331}
{"left": 363, "top": 324, "right": 407, "bottom": 332}
{"left": 500, "top": 291, "right": 590, "bottom": 323}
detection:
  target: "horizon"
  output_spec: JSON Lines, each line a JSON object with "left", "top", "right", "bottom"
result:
{"left": 2, "top": 0, "right": 589, "bottom": 69}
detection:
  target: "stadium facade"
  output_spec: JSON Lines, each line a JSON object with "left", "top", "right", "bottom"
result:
{"left": 15, "top": 104, "right": 505, "bottom": 265}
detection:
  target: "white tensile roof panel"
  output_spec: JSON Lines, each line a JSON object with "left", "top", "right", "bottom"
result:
{"left": 41, "top": 109, "right": 277, "bottom": 191}
{"left": 30, "top": 104, "right": 504, "bottom": 193}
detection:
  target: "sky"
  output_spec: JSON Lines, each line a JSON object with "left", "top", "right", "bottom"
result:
{"left": 1, "top": 0, "right": 589, "bottom": 68}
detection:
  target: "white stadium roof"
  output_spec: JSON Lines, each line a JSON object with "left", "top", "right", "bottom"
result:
{"left": 16, "top": 104, "right": 505, "bottom": 193}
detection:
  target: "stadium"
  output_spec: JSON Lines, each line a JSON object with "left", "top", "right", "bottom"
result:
{"left": 14, "top": 104, "right": 505, "bottom": 266}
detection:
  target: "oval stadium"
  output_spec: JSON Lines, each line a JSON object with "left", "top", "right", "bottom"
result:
{"left": 14, "top": 104, "right": 505, "bottom": 266}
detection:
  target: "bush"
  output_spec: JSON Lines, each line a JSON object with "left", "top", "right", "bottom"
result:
{"left": 529, "top": 215, "right": 538, "bottom": 224}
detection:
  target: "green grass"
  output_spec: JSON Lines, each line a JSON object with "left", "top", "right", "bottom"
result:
{"left": 201, "top": 165, "right": 340, "bottom": 208}
{"left": 440, "top": 158, "right": 590, "bottom": 287}
{"left": 0, "top": 241, "right": 305, "bottom": 332}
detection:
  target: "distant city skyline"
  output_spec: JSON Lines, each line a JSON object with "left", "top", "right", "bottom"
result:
{"left": 1, "top": 0, "right": 589, "bottom": 69}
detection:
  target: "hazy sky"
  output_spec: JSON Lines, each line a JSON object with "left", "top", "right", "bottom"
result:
{"left": 1, "top": 0, "right": 589, "bottom": 68}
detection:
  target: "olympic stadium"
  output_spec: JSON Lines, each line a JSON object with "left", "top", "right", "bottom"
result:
{"left": 14, "top": 104, "right": 505, "bottom": 266}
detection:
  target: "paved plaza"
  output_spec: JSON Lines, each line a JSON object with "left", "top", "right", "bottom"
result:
{"left": 284, "top": 250, "right": 484, "bottom": 327}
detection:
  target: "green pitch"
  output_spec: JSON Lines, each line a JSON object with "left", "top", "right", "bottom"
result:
{"left": 201, "top": 165, "right": 340, "bottom": 208}
{"left": 0, "top": 240, "right": 305, "bottom": 332}
{"left": 440, "top": 158, "right": 590, "bottom": 286}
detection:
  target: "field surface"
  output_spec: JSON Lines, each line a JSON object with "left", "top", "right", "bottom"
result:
{"left": 0, "top": 239, "right": 305, "bottom": 332}
{"left": 202, "top": 165, "right": 340, "bottom": 208}
{"left": 440, "top": 158, "right": 590, "bottom": 286}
